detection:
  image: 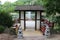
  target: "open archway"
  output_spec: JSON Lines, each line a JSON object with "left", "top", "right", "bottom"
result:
{"left": 15, "top": 5, "right": 45, "bottom": 31}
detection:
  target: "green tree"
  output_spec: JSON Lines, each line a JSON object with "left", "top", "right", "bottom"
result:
{"left": 3, "top": 2, "right": 15, "bottom": 13}
{"left": 43, "top": 0, "right": 60, "bottom": 33}
{"left": 0, "top": 2, "right": 14, "bottom": 28}
{"left": 0, "top": 13, "right": 13, "bottom": 28}
{"left": 56, "top": 0, "right": 60, "bottom": 13}
{"left": 14, "top": 0, "right": 32, "bottom": 5}
{"left": 0, "top": 2, "right": 15, "bottom": 13}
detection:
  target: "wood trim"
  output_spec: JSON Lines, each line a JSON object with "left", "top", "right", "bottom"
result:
{"left": 20, "top": 19, "right": 40, "bottom": 20}
{"left": 15, "top": 10, "right": 44, "bottom": 12}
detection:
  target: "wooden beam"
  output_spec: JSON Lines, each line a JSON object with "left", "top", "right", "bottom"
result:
{"left": 19, "top": 19, "right": 40, "bottom": 20}
{"left": 24, "top": 11, "right": 26, "bottom": 30}
{"left": 35, "top": 11, "right": 37, "bottom": 30}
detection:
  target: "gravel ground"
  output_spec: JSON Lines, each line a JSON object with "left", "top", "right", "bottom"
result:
{"left": 0, "top": 34, "right": 60, "bottom": 40}
{"left": 0, "top": 34, "right": 15, "bottom": 40}
{"left": 14, "top": 34, "right": 60, "bottom": 40}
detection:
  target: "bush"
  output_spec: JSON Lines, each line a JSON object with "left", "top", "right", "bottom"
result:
{"left": 0, "top": 25, "right": 5, "bottom": 33}
{"left": 4, "top": 28, "right": 16, "bottom": 35}
{"left": 0, "top": 13, "right": 13, "bottom": 28}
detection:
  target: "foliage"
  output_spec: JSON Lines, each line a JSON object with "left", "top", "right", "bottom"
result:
{"left": 0, "top": 25, "right": 5, "bottom": 33}
{"left": 55, "top": 16, "right": 60, "bottom": 26}
{"left": 33, "top": 0, "right": 45, "bottom": 5}
{"left": 0, "top": 13, "right": 13, "bottom": 28}
{"left": 44, "top": 0, "right": 56, "bottom": 16}
{"left": 0, "top": 2, "right": 15, "bottom": 13}
{"left": 56, "top": 0, "right": 60, "bottom": 13}
{"left": 14, "top": 0, "right": 32, "bottom": 5}
{"left": 43, "top": 0, "right": 60, "bottom": 33}
{"left": 43, "top": 0, "right": 60, "bottom": 24}
{"left": 14, "top": 1, "right": 25, "bottom": 5}
{"left": 0, "top": 2, "right": 14, "bottom": 28}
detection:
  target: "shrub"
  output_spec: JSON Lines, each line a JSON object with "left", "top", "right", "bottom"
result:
{"left": 0, "top": 13, "right": 13, "bottom": 28}
{"left": 0, "top": 25, "right": 5, "bottom": 33}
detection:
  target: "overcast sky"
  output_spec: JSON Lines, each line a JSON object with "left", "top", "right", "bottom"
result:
{"left": 0, "top": 0, "right": 17, "bottom": 4}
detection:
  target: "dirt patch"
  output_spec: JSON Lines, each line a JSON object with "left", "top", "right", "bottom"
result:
{"left": 0, "top": 33, "right": 15, "bottom": 40}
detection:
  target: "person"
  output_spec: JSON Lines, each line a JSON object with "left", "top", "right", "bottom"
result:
{"left": 41, "top": 26, "right": 46, "bottom": 35}
{"left": 44, "top": 24, "right": 50, "bottom": 37}
{"left": 15, "top": 25, "right": 19, "bottom": 34}
{"left": 17, "top": 24, "right": 23, "bottom": 39}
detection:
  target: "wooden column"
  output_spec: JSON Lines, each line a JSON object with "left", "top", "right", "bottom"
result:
{"left": 40, "top": 11, "right": 42, "bottom": 30}
{"left": 35, "top": 11, "right": 37, "bottom": 30}
{"left": 19, "top": 11, "right": 21, "bottom": 23}
{"left": 24, "top": 11, "right": 26, "bottom": 30}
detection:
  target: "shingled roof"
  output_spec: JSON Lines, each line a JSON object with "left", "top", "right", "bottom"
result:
{"left": 15, "top": 5, "right": 45, "bottom": 11}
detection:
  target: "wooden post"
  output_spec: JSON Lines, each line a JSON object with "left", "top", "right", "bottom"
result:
{"left": 40, "top": 11, "right": 42, "bottom": 30}
{"left": 15, "top": 11, "right": 21, "bottom": 34}
{"left": 19, "top": 11, "right": 21, "bottom": 23}
{"left": 24, "top": 11, "right": 26, "bottom": 30}
{"left": 35, "top": 11, "right": 37, "bottom": 30}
